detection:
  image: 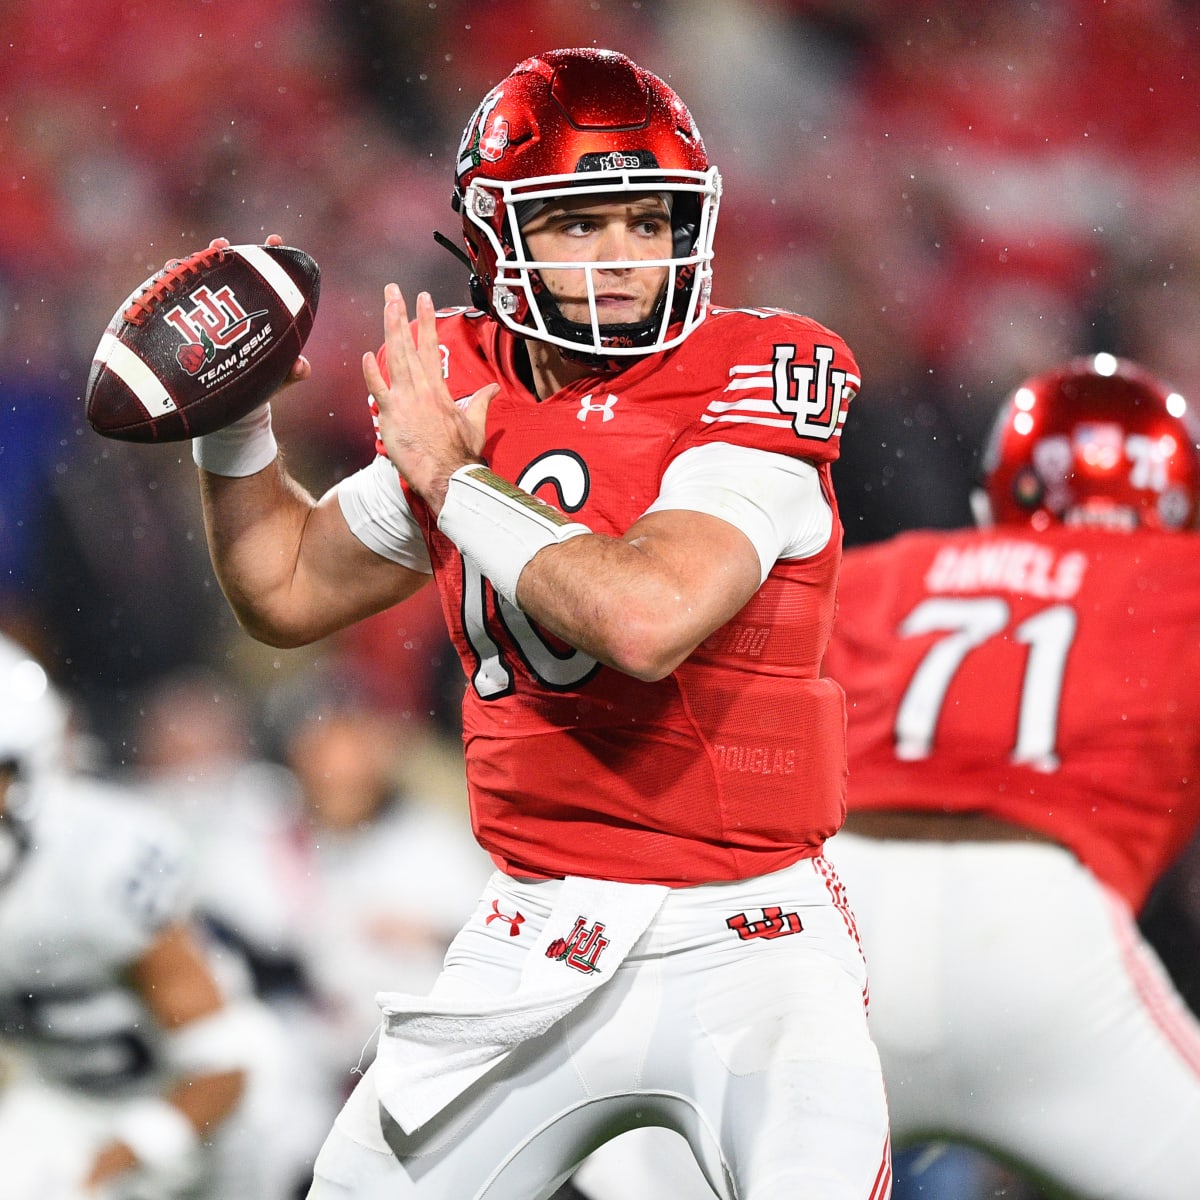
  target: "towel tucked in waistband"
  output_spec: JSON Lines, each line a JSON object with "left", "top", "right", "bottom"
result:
{"left": 373, "top": 875, "right": 669, "bottom": 1133}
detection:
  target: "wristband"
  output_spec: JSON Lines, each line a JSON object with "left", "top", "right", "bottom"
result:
{"left": 192, "top": 403, "right": 278, "bottom": 476}
{"left": 437, "top": 464, "right": 590, "bottom": 605}
{"left": 166, "top": 1000, "right": 276, "bottom": 1073}
{"left": 111, "top": 1097, "right": 200, "bottom": 1176}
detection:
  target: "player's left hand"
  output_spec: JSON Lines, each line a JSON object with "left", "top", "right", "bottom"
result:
{"left": 364, "top": 285, "right": 499, "bottom": 513}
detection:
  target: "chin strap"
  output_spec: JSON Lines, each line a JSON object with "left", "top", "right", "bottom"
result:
{"left": 434, "top": 231, "right": 491, "bottom": 312}
{"left": 433, "top": 230, "right": 472, "bottom": 271}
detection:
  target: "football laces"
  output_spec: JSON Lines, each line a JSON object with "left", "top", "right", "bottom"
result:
{"left": 123, "top": 246, "right": 228, "bottom": 327}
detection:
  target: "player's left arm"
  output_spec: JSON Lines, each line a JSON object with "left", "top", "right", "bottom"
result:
{"left": 517, "top": 506, "right": 763, "bottom": 680}
{"left": 520, "top": 428, "right": 837, "bottom": 678}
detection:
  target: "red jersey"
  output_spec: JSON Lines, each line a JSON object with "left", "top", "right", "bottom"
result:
{"left": 377, "top": 306, "right": 860, "bottom": 886}
{"left": 824, "top": 527, "right": 1200, "bottom": 911}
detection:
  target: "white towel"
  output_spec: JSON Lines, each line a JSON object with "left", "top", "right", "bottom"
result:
{"left": 373, "top": 875, "right": 669, "bottom": 1133}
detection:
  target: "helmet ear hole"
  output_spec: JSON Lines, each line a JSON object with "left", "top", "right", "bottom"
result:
{"left": 1010, "top": 466, "right": 1044, "bottom": 511}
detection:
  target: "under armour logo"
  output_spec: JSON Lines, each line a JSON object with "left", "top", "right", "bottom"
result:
{"left": 485, "top": 899, "right": 526, "bottom": 937}
{"left": 726, "top": 905, "right": 803, "bottom": 941}
{"left": 577, "top": 393, "right": 618, "bottom": 423}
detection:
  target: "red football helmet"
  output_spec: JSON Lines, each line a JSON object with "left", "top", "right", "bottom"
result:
{"left": 450, "top": 48, "right": 721, "bottom": 359}
{"left": 977, "top": 354, "right": 1200, "bottom": 532}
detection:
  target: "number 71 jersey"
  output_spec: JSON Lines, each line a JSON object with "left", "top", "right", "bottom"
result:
{"left": 388, "top": 304, "right": 860, "bottom": 887}
{"left": 824, "top": 526, "right": 1200, "bottom": 911}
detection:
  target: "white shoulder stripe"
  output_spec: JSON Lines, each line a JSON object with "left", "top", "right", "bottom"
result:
{"left": 235, "top": 245, "right": 305, "bottom": 315}
{"left": 706, "top": 397, "right": 781, "bottom": 415}
{"left": 95, "top": 333, "right": 178, "bottom": 416}
{"left": 725, "top": 374, "right": 774, "bottom": 391}
{"left": 700, "top": 412, "right": 796, "bottom": 428}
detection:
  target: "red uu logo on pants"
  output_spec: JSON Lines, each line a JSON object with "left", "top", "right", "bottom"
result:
{"left": 726, "top": 905, "right": 803, "bottom": 941}
{"left": 545, "top": 916, "right": 609, "bottom": 973}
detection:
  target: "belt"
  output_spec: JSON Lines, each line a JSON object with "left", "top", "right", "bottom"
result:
{"left": 840, "top": 810, "right": 1059, "bottom": 845}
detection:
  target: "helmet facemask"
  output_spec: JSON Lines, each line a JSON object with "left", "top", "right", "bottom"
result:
{"left": 461, "top": 165, "right": 720, "bottom": 360}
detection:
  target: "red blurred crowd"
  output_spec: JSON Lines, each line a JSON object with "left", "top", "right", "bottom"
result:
{"left": 3, "top": 4, "right": 1200, "bottom": 1197}
{"left": 2, "top": 0, "right": 1198, "bottom": 753}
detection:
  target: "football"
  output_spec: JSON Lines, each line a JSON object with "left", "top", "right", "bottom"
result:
{"left": 85, "top": 243, "right": 320, "bottom": 443}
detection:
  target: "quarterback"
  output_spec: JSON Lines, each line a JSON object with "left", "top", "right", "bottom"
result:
{"left": 190, "top": 49, "right": 891, "bottom": 1199}
{"left": 823, "top": 356, "right": 1200, "bottom": 1200}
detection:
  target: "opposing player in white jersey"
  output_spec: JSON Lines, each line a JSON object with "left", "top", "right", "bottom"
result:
{"left": 823, "top": 357, "right": 1200, "bottom": 1199}
{"left": 0, "top": 632, "right": 304, "bottom": 1200}
{"left": 184, "top": 46, "right": 891, "bottom": 1200}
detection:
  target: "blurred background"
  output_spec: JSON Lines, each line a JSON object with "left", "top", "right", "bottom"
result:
{"left": 6, "top": 0, "right": 1200, "bottom": 741}
{"left": 2, "top": 1, "right": 1199, "bottom": 1196}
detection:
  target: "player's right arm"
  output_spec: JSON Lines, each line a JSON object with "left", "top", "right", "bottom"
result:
{"left": 198, "top": 460, "right": 428, "bottom": 647}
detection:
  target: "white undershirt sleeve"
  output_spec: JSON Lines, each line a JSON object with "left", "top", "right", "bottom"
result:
{"left": 643, "top": 442, "right": 833, "bottom": 583}
{"left": 335, "top": 455, "right": 433, "bottom": 574}
{"left": 337, "top": 444, "right": 830, "bottom": 585}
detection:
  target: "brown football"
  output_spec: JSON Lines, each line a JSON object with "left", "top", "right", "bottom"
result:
{"left": 85, "top": 243, "right": 320, "bottom": 443}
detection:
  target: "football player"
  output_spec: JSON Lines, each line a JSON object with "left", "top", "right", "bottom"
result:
{"left": 0, "top": 633, "right": 303, "bottom": 1200}
{"left": 190, "top": 47, "right": 891, "bottom": 1200}
{"left": 822, "top": 355, "right": 1200, "bottom": 1199}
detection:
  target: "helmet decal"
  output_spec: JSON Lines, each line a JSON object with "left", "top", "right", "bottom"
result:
{"left": 479, "top": 116, "right": 510, "bottom": 164}
{"left": 456, "top": 88, "right": 505, "bottom": 177}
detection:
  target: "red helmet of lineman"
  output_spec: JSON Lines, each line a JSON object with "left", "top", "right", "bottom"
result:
{"left": 450, "top": 48, "right": 722, "bottom": 358}
{"left": 978, "top": 354, "right": 1200, "bottom": 532}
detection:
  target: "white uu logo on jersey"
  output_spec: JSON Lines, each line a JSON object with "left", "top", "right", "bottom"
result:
{"left": 577, "top": 393, "right": 619, "bottom": 423}
{"left": 771, "top": 343, "right": 847, "bottom": 441}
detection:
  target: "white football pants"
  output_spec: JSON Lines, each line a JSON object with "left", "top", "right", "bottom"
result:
{"left": 308, "top": 857, "right": 892, "bottom": 1199}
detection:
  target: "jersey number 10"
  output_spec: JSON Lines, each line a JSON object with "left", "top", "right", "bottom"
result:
{"left": 461, "top": 451, "right": 601, "bottom": 699}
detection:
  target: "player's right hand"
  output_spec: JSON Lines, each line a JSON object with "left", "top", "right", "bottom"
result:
{"left": 204, "top": 234, "right": 312, "bottom": 389}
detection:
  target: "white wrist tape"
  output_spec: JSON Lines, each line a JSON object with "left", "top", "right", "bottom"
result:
{"left": 437, "top": 464, "right": 590, "bottom": 605}
{"left": 111, "top": 1097, "right": 200, "bottom": 1175}
{"left": 165, "top": 1000, "right": 277, "bottom": 1074}
{"left": 192, "top": 403, "right": 278, "bottom": 476}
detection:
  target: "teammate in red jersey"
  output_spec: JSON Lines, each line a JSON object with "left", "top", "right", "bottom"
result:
{"left": 187, "top": 48, "right": 890, "bottom": 1200}
{"left": 822, "top": 354, "right": 1200, "bottom": 1200}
